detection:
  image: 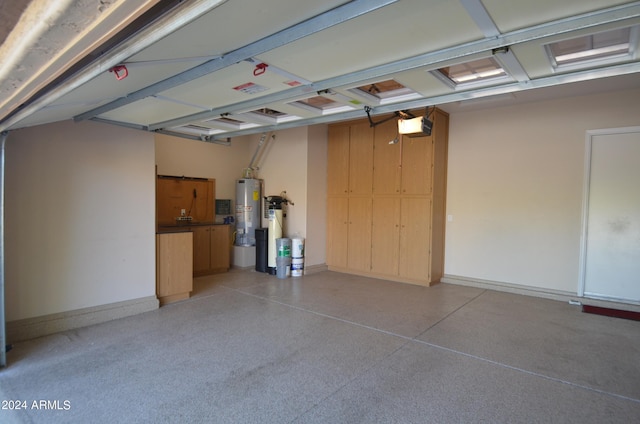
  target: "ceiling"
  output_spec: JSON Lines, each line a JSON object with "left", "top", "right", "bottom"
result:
{"left": 1, "top": 0, "right": 639, "bottom": 142}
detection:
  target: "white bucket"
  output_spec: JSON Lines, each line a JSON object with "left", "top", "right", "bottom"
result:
{"left": 291, "top": 257, "right": 304, "bottom": 277}
{"left": 291, "top": 238, "right": 305, "bottom": 259}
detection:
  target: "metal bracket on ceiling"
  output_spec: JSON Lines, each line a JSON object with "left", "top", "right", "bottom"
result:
{"left": 492, "top": 46, "right": 510, "bottom": 55}
{"left": 155, "top": 128, "right": 231, "bottom": 146}
{"left": 207, "top": 136, "right": 231, "bottom": 146}
{"left": 90, "top": 117, "right": 148, "bottom": 132}
{"left": 364, "top": 106, "right": 411, "bottom": 128}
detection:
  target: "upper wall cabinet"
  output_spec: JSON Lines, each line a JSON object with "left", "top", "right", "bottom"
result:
{"left": 326, "top": 108, "right": 449, "bottom": 286}
{"left": 156, "top": 176, "right": 215, "bottom": 225}
{"left": 348, "top": 122, "right": 374, "bottom": 195}
{"left": 327, "top": 121, "right": 374, "bottom": 196}
{"left": 371, "top": 118, "right": 435, "bottom": 196}
{"left": 327, "top": 125, "right": 350, "bottom": 195}
{"left": 400, "top": 134, "right": 434, "bottom": 196}
{"left": 372, "top": 119, "right": 401, "bottom": 195}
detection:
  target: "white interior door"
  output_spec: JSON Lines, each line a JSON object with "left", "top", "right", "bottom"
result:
{"left": 581, "top": 127, "right": 640, "bottom": 303}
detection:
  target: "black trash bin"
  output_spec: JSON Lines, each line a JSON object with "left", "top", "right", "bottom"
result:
{"left": 255, "top": 228, "right": 268, "bottom": 272}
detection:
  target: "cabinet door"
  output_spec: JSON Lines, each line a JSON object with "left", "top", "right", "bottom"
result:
{"left": 371, "top": 197, "right": 400, "bottom": 276}
{"left": 326, "top": 197, "right": 349, "bottom": 268}
{"left": 349, "top": 122, "right": 374, "bottom": 195}
{"left": 347, "top": 197, "right": 372, "bottom": 272}
{"left": 190, "top": 180, "right": 215, "bottom": 222}
{"left": 209, "top": 226, "right": 230, "bottom": 271}
{"left": 156, "top": 232, "right": 193, "bottom": 298}
{"left": 401, "top": 135, "right": 433, "bottom": 195}
{"left": 399, "top": 198, "right": 431, "bottom": 282}
{"left": 156, "top": 177, "right": 215, "bottom": 225}
{"left": 373, "top": 119, "right": 401, "bottom": 195}
{"left": 192, "top": 226, "right": 211, "bottom": 274}
{"left": 327, "top": 125, "right": 350, "bottom": 195}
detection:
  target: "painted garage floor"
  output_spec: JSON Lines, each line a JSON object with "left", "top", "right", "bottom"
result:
{"left": 2, "top": 269, "right": 639, "bottom": 423}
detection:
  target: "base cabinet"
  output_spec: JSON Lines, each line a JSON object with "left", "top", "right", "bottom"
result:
{"left": 156, "top": 232, "right": 193, "bottom": 305}
{"left": 192, "top": 225, "right": 230, "bottom": 276}
{"left": 347, "top": 197, "right": 372, "bottom": 272}
{"left": 209, "top": 225, "right": 231, "bottom": 271}
{"left": 371, "top": 198, "right": 400, "bottom": 276}
{"left": 399, "top": 197, "right": 432, "bottom": 281}
{"left": 326, "top": 197, "right": 348, "bottom": 268}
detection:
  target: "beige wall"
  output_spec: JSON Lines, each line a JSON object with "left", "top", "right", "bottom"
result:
{"left": 5, "top": 120, "right": 156, "bottom": 321}
{"left": 306, "top": 124, "right": 328, "bottom": 267}
{"left": 248, "top": 127, "right": 312, "bottom": 259}
{"left": 250, "top": 127, "right": 309, "bottom": 238}
{"left": 445, "top": 88, "right": 640, "bottom": 294}
{"left": 154, "top": 133, "right": 251, "bottom": 201}
{"left": 250, "top": 124, "right": 328, "bottom": 267}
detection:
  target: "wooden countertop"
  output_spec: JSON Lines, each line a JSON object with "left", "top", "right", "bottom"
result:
{"left": 157, "top": 222, "right": 230, "bottom": 234}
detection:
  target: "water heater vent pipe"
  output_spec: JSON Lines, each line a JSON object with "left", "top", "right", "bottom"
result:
{"left": 246, "top": 131, "right": 274, "bottom": 177}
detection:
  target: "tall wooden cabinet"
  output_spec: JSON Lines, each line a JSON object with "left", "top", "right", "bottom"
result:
{"left": 326, "top": 108, "right": 449, "bottom": 286}
{"left": 327, "top": 121, "right": 375, "bottom": 273}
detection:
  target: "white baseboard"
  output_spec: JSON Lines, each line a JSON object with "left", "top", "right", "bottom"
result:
{"left": 304, "top": 263, "right": 328, "bottom": 275}
{"left": 6, "top": 296, "right": 159, "bottom": 343}
{"left": 442, "top": 275, "right": 640, "bottom": 312}
{"left": 440, "top": 275, "right": 578, "bottom": 302}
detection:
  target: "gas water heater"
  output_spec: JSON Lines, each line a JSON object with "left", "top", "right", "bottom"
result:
{"left": 235, "top": 179, "right": 261, "bottom": 246}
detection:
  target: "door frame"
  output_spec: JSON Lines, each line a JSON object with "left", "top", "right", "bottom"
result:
{"left": 578, "top": 126, "right": 640, "bottom": 300}
{"left": 1, "top": 132, "right": 7, "bottom": 368}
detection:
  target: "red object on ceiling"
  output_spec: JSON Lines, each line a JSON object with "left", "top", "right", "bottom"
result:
{"left": 110, "top": 65, "right": 128, "bottom": 80}
{"left": 253, "top": 63, "right": 268, "bottom": 76}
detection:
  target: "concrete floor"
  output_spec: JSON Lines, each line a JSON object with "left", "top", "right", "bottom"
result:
{"left": 1, "top": 269, "right": 639, "bottom": 423}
